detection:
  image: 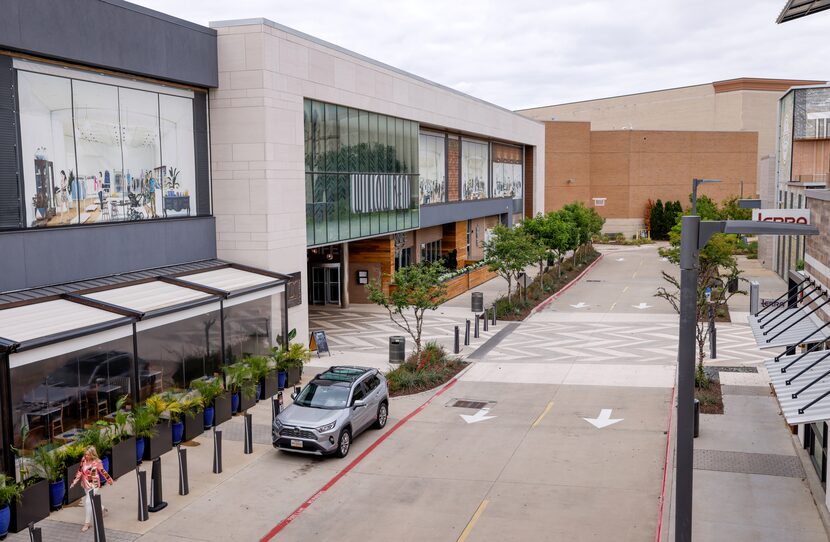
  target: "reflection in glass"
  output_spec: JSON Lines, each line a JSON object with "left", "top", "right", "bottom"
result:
{"left": 10, "top": 337, "right": 136, "bottom": 450}
{"left": 18, "top": 71, "right": 79, "bottom": 227}
{"left": 120, "top": 88, "right": 161, "bottom": 221}
{"left": 223, "top": 296, "right": 284, "bottom": 363}
{"left": 461, "top": 140, "right": 489, "bottom": 200}
{"left": 419, "top": 133, "right": 446, "bottom": 204}
{"left": 159, "top": 95, "right": 196, "bottom": 218}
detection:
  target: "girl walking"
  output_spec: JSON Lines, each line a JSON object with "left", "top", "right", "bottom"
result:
{"left": 69, "top": 446, "right": 114, "bottom": 532}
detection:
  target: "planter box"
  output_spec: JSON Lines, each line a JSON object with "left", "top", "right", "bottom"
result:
{"left": 65, "top": 462, "right": 84, "bottom": 504}
{"left": 213, "top": 391, "right": 232, "bottom": 426}
{"left": 108, "top": 436, "right": 136, "bottom": 479}
{"left": 239, "top": 386, "right": 256, "bottom": 412}
{"left": 287, "top": 366, "right": 302, "bottom": 387}
{"left": 143, "top": 421, "right": 172, "bottom": 460}
{"left": 10, "top": 479, "right": 49, "bottom": 533}
{"left": 261, "top": 370, "right": 280, "bottom": 398}
{"left": 182, "top": 410, "right": 204, "bottom": 442}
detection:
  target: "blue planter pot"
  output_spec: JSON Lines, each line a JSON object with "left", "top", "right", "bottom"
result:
{"left": 231, "top": 392, "right": 240, "bottom": 413}
{"left": 135, "top": 437, "right": 145, "bottom": 464}
{"left": 204, "top": 406, "right": 215, "bottom": 429}
{"left": 172, "top": 421, "right": 184, "bottom": 445}
{"left": 0, "top": 504, "right": 9, "bottom": 538}
{"left": 100, "top": 457, "right": 110, "bottom": 485}
{"left": 278, "top": 371, "right": 287, "bottom": 389}
{"left": 49, "top": 479, "right": 65, "bottom": 510}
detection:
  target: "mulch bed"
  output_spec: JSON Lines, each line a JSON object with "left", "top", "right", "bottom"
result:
{"left": 497, "top": 250, "right": 602, "bottom": 321}
{"left": 388, "top": 361, "right": 467, "bottom": 397}
{"left": 696, "top": 380, "right": 724, "bottom": 414}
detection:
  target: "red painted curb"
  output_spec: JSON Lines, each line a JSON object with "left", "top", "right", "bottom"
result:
{"left": 654, "top": 383, "right": 677, "bottom": 542}
{"left": 261, "top": 375, "right": 462, "bottom": 541}
{"left": 534, "top": 253, "right": 605, "bottom": 313}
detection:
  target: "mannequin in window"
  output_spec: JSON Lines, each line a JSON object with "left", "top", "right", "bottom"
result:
{"left": 147, "top": 174, "right": 158, "bottom": 218}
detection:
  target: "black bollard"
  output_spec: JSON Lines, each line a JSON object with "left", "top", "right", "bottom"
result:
{"left": 90, "top": 490, "right": 107, "bottom": 542}
{"left": 213, "top": 428, "right": 223, "bottom": 474}
{"left": 474, "top": 313, "right": 480, "bottom": 338}
{"left": 148, "top": 457, "right": 167, "bottom": 512}
{"left": 694, "top": 399, "right": 700, "bottom": 438}
{"left": 454, "top": 326, "right": 460, "bottom": 354}
{"left": 136, "top": 467, "right": 149, "bottom": 521}
{"left": 483, "top": 310, "right": 489, "bottom": 332}
{"left": 244, "top": 413, "right": 254, "bottom": 454}
{"left": 491, "top": 305, "right": 497, "bottom": 326}
{"left": 709, "top": 303, "right": 717, "bottom": 359}
{"left": 27, "top": 522, "right": 43, "bottom": 542}
{"left": 177, "top": 445, "right": 189, "bottom": 496}
{"left": 464, "top": 320, "right": 470, "bottom": 345}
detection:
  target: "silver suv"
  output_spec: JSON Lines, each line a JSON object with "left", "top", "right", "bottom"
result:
{"left": 272, "top": 366, "right": 389, "bottom": 458}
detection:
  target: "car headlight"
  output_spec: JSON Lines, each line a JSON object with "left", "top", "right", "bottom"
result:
{"left": 274, "top": 419, "right": 283, "bottom": 432}
{"left": 316, "top": 421, "right": 336, "bottom": 433}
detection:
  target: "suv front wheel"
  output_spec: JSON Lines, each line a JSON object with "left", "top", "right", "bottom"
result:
{"left": 335, "top": 427, "right": 351, "bottom": 458}
{"left": 373, "top": 401, "right": 388, "bottom": 429}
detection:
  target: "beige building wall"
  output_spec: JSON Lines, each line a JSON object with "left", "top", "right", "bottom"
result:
{"left": 209, "top": 18, "right": 545, "bottom": 344}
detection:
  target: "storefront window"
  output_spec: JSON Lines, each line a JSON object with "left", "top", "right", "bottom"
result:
{"left": 492, "top": 144, "right": 523, "bottom": 203}
{"left": 794, "top": 88, "right": 830, "bottom": 140}
{"left": 461, "top": 140, "right": 489, "bottom": 200}
{"left": 419, "top": 133, "right": 446, "bottom": 204}
{"left": 10, "top": 336, "right": 135, "bottom": 450}
{"left": 18, "top": 71, "right": 79, "bottom": 227}
{"left": 17, "top": 68, "right": 199, "bottom": 228}
{"left": 778, "top": 92, "right": 794, "bottom": 184}
{"left": 305, "top": 99, "right": 419, "bottom": 246}
{"left": 223, "top": 294, "right": 285, "bottom": 363}
{"left": 136, "top": 310, "right": 221, "bottom": 394}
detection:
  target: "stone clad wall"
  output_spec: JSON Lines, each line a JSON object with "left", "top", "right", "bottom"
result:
{"left": 806, "top": 192, "right": 830, "bottom": 322}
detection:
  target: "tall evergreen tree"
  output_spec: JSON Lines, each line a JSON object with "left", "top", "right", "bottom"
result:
{"left": 650, "top": 199, "right": 665, "bottom": 240}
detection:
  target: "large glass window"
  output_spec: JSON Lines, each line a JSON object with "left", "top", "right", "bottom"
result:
{"left": 18, "top": 71, "right": 79, "bottom": 227}
{"left": 17, "top": 68, "right": 199, "bottom": 228}
{"left": 10, "top": 337, "right": 136, "bottom": 451}
{"left": 223, "top": 294, "right": 285, "bottom": 363}
{"left": 794, "top": 88, "right": 830, "bottom": 140}
{"left": 492, "top": 144, "right": 523, "bottom": 203}
{"left": 778, "top": 92, "right": 794, "bottom": 184}
{"left": 305, "top": 99, "right": 419, "bottom": 246}
{"left": 419, "top": 133, "right": 446, "bottom": 204}
{"left": 461, "top": 140, "right": 489, "bottom": 200}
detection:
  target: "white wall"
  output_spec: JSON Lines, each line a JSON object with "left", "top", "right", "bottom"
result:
{"left": 209, "top": 18, "right": 545, "bottom": 345}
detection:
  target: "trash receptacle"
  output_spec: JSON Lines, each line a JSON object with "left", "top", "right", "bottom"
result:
{"left": 389, "top": 336, "right": 405, "bottom": 364}
{"left": 727, "top": 277, "right": 738, "bottom": 293}
{"left": 471, "top": 292, "right": 484, "bottom": 313}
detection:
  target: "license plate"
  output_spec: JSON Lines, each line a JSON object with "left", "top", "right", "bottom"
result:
{"left": 290, "top": 439, "right": 303, "bottom": 448}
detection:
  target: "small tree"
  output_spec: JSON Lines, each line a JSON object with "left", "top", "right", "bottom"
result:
{"left": 651, "top": 199, "right": 665, "bottom": 240}
{"left": 366, "top": 261, "right": 448, "bottom": 354}
{"left": 484, "top": 224, "right": 544, "bottom": 301}
{"left": 560, "top": 202, "right": 603, "bottom": 263}
{"left": 521, "top": 212, "right": 572, "bottom": 288}
{"left": 644, "top": 198, "right": 655, "bottom": 238}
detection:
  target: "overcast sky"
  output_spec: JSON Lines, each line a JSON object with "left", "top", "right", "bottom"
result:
{"left": 133, "top": 0, "right": 830, "bottom": 110}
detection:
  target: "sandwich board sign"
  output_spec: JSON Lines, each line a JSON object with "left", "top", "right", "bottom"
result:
{"left": 310, "top": 330, "right": 330, "bottom": 357}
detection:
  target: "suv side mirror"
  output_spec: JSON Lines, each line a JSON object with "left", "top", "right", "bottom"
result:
{"left": 353, "top": 399, "right": 366, "bottom": 409}
{"left": 291, "top": 392, "right": 298, "bottom": 401}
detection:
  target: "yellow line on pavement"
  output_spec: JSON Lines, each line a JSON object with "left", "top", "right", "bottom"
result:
{"left": 623, "top": 286, "right": 629, "bottom": 293}
{"left": 532, "top": 401, "right": 554, "bottom": 428}
{"left": 457, "top": 500, "right": 489, "bottom": 542}
{"left": 609, "top": 302, "right": 617, "bottom": 312}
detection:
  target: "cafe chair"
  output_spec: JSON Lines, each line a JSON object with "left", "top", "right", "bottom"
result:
{"left": 50, "top": 405, "right": 64, "bottom": 437}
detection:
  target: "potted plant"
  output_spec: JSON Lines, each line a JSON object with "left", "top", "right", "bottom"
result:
{"left": 282, "top": 343, "right": 311, "bottom": 387}
{"left": 192, "top": 377, "right": 224, "bottom": 429}
{"left": 0, "top": 475, "right": 22, "bottom": 538}
{"left": 32, "top": 445, "right": 64, "bottom": 511}
{"left": 223, "top": 363, "right": 256, "bottom": 413}
{"left": 247, "top": 355, "right": 273, "bottom": 400}
{"left": 142, "top": 394, "right": 172, "bottom": 460}
{"left": 179, "top": 394, "right": 204, "bottom": 442}
{"left": 163, "top": 395, "right": 186, "bottom": 445}
{"left": 105, "top": 396, "right": 137, "bottom": 479}
{"left": 8, "top": 476, "right": 48, "bottom": 534}
{"left": 130, "top": 404, "right": 158, "bottom": 464}
{"left": 61, "top": 443, "right": 86, "bottom": 504}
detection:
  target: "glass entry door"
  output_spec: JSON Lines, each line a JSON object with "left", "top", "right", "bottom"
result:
{"left": 311, "top": 264, "right": 341, "bottom": 305}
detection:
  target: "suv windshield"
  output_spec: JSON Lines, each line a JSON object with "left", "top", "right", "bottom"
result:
{"left": 294, "top": 381, "right": 351, "bottom": 409}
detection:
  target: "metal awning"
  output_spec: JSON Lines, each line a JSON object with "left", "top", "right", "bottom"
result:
{"left": 82, "top": 281, "right": 216, "bottom": 316}
{"left": 777, "top": 0, "right": 830, "bottom": 23}
{"left": 748, "top": 309, "right": 830, "bottom": 349}
{"left": 177, "top": 266, "right": 285, "bottom": 297}
{"left": 766, "top": 350, "right": 830, "bottom": 424}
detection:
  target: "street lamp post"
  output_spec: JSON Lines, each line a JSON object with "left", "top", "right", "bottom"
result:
{"left": 674, "top": 217, "right": 818, "bottom": 542}
{"left": 691, "top": 178, "right": 720, "bottom": 216}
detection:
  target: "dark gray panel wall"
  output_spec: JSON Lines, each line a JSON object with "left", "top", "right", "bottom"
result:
{"left": 0, "top": 0, "right": 217, "bottom": 88}
{"left": 0, "top": 57, "right": 21, "bottom": 230}
{"left": 0, "top": 217, "right": 216, "bottom": 292}
{"left": 420, "top": 198, "right": 515, "bottom": 229}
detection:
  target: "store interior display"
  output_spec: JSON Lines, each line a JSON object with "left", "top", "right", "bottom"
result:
{"left": 18, "top": 69, "right": 197, "bottom": 228}
{"left": 461, "top": 140, "right": 489, "bottom": 200}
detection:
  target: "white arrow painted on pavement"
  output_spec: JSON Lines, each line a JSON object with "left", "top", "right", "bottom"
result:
{"left": 570, "top": 302, "right": 588, "bottom": 309}
{"left": 660, "top": 257, "right": 668, "bottom": 262}
{"left": 632, "top": 303, "right": 652, "bottom": 310}
{"left": 461, "top": 408, "right": 496, "bottom": 424}
{"left": 583, "top": 409, "right": 623, "bottom": 429}
{"left": 616, "top": 257, "right": 625, "bottom": 261}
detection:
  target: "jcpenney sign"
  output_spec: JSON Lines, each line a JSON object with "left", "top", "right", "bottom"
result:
{"left": 752, "top": 209, "right": 810, "bottom": 224}
{"left": 350, "top": 174, "right": 413, "bottom": 213}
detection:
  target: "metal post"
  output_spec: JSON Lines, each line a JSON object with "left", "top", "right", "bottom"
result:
{"left": 90, "top": 490, "right": 106, "bottom": 542}
{"left": 136, "top": 467, "right": 149, "bottom": 521}
{"left": 213, "top": 428, "right": 223, "bottom": 474}
{"left": 464, "top": 320, "right": 470, "bottom": 346}
{"left": 244, "top": 413, "right": 253, "bottom": 454}
{"left": 483, "top": 310, "right": 489, "bottom": 332}
{"left": 454, "top": 326, "right": 460, "bottom": 354}
{"left": 148, "top": 457, "right": 167, "bottom": 512}
{"left": 474, "top": 314, "right": 480, "bottom": 339}
{"left": 177, "top": 446, "right": 189, "bottom": 496}
{"left": 491, "top": 305, "right": 497, "bottom": 326}
{"left": 708, "top": 303, "right": 717, "bottom": 360}
{"left": 676, "top": 214, "right": 700, "bottom": 542}
{"left": 27, "top": 522, "right": 43, "bottom": 542}
{"left": 694, "top": 399, "right": 700, "bottom": 438}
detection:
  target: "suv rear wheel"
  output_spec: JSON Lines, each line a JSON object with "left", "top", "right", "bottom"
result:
{"left": 373, "top": 401, "right": 388, "bottom": 429}
{"left": 335, "top": 427, "right": 351, "bottom": 458}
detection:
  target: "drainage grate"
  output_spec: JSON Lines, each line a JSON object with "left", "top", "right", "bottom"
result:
{"left": 586, "top": 280, "right": 602, "bottom": 283}
{"left": 692, "top": 449, "right": 804, "bottom": 478}
{"left": 710, "top": 366, "right": 758, "bottom": 374}
{"left": 447, "top": 399, "right": 493, "bottom": 409}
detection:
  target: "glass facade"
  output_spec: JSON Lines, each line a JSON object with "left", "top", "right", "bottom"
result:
{"left": 418, "top": 133, "right": 446, "bottom": 205}
{"left": 778, "top": 92, "right": 795, "bottom": 185}
{"left": 18, "top": 69, "right": 200, "bottom": 228}
{"left": 794, "top": 87, "right": 830, "bottom": 140}
{"left": 420, "top": 240, "right": 442, "bottom": 263}
{"left": 461, "top": 140, "right": 489, "bottom": 200}
{"left": 492, "top": 144, "right": 524, "bottom": 211}
{"left": 224, "top": 297, "right": 276, "bottom": 364}
{"left": 304, "top": 99, "right": 419, "bottom": 246}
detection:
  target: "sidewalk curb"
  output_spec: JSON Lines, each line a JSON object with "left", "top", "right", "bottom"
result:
{"left": 534, "top": 253, "right": 605, "bottom": 313}
{"left": 655, "top": 383, "right": 677, "bottom": 542}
